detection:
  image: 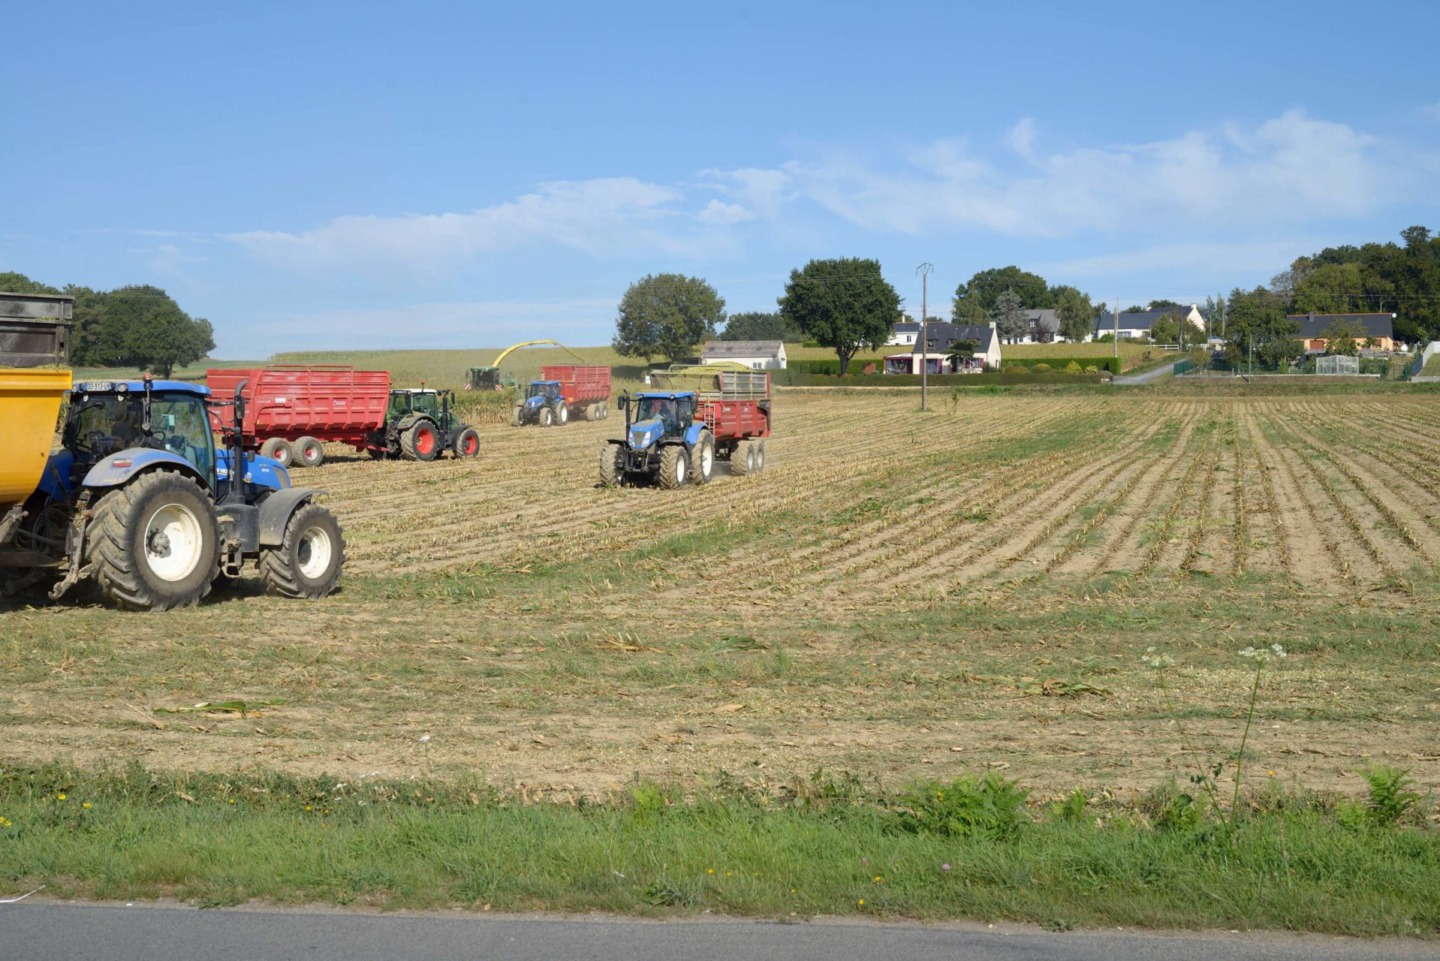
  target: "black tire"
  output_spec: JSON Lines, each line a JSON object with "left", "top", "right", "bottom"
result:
{"left": 556, "top": 403, "right": 569, "bottom": 426}
{"left": 293, "top": 436, "right": 324, "bottom": 468}
{"left": 511, "top": 405, "right": 524, "bottom": 428}
{"left": 259, "top": 502, "right": 345, "bottom": 599}
{"left": 259, "top": 437, "right": 294, "bottom": 467}
{"left": 658, "top": 445, "right": 687, "bottom": 489}
{"left": 401, "top": 420, "right": 441, "bottom": 461}
{"left": 85, "top": 471, "right": 220, "bottom": 611}
{"left": 599, "top": 445, "right": 623, "bottom": 488}
{"left": 731, "top": 440, "right": 755, "bottom": 476}
{"left": 452, "top": 427, "right": 480, "bottom": 458}
{"left": 540, "top": 407, "right": 554, "bottom": 428}
{"left": 755, "top": 440, "right": 767, "bottom": 473}
{"left": 690, "top": 430, "right": 715, "bottom": 485}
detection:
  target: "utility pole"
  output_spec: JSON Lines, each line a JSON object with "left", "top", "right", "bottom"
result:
{"left": 917, "top": 263, "right": 933, "bottom": 411}
{"left": 1113, "top": 294, "right": 1119, "bottom": 361}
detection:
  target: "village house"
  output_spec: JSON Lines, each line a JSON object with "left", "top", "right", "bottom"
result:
{"left": 885, "top": 322, "right": 1002, "bottom": 374}
{"left": 1091, "top": 305, "right": 1205, "bottom": 342}
{"left": 700, "top": 340, "right": 787, "bottom": 370}
{"left": 1287, "top": 313, "right": 1396, "bottom": 353}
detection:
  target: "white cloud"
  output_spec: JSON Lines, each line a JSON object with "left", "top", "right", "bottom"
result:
{"left": 698, "top": 200, "right": 756, "bottom": 225}
{"left": 228, "top": 178, "right": 698, "bottom": 276}
{"left": 723, "top": 110, "right": 1411, "bottom": 238}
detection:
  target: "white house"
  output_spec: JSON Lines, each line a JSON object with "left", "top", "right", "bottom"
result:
{"left": 700, "top": 340, "right": 787, "bottom": 370}
{"left": 887, "top": 321, "right": 922, "bottom": 347}
{"left": 884, "top": 322, "right": 1001, "bottom": 374}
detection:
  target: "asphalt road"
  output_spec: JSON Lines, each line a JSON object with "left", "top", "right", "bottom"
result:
{"left": 1, "top": 901, "right": 1436, "bottom": 961}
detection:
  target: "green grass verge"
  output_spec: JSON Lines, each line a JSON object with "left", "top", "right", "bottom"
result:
{"left": 1, "top": 762, "right": 1435, "bottom": 935}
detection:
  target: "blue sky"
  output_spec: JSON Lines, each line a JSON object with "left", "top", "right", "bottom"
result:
{"left": 4, "top": 1, "right": 1439, "bottom": 357}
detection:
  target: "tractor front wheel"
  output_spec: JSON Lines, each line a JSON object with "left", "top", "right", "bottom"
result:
{"left": 260, "top": 502, "right": 345, "bottom": 599}
{"left": 659, "top": 446, "right": 688, "bottom": 489}
{"left": 86, "top": 471, "right": 220, "bottom": 611}
{"left": 540, "top": 407, "right": 554, "bottom": 428}
{"left": 511, "top": 405, "right": 524, "bottom": 427}
{"left": 401, "top": 420, "right": 440, "bottom": 461}
{"left": 452, "top": 427, "right": 481, "bottom": 458}
{"left": 599, "top": 445, "right": 623, "bottom": 488}
{"left": 690, "top": 430, "right": 715, "bottom": 485}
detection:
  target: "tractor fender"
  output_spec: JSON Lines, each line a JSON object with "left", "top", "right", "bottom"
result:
{"left": 81, "top": 448, "right": 207, "bottom": 491}
{"left": 257, "top": 487, "right": 322, "bottom": 547}
{"left": 393, "top": 413, "right": 437, "bottom": 435}
{"left": 682, "top": 423, "right": 706, "bottom": 447}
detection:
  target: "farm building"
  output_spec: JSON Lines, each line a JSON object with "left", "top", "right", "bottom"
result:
{"left": 1287, "top": 312, "right": 1396, "bottom": 353}
{"left": 701, "top": 340, "right": 787, "bottom": 370}
{"left": 1092, "top": 305, "right": 1205, "bottom": 342}
{"left": 885, "top": 322, "right": 1001, "bottom": 374}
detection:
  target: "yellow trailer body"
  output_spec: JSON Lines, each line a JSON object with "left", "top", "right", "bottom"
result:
{"left": 0, "top": 368, "right": 69, "bottom": 510}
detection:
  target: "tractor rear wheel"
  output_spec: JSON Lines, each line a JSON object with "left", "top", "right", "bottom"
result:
{"left": 659, "top": 446, "right": 687, "bottom": 489}
{"left": 511, "top": 405, "right": 524, "bottom": 427}
{"left": 690, "top": 430, "right": 715, "bottom": 485}
{"left": 556, "top": 404, "right": 569, "bottom": 426}
{"left": 452, "top": 427, "right": 480, "bottom": 458}
{"left": 599, "top": 445, "right": 623, "bottom": 488}
{"left": 259, "top": 437, "right": 294, "bottom": 467}
{"left": 731, "top": 441, "right": 755, "bottom": 476}
{"left": 259, "top": 502, "right": 345, "bottom": 599}
{"left": 85, "top": 470, "right": 220, "bottom": 611}
{"left": 401, "top": 420, "right": 440, "bottom": 461}
{"left": 540, "top": 407, "right": 554, "bottom": 428}
{"left": 293, "top": 436, "right": 324, "bottom": 468}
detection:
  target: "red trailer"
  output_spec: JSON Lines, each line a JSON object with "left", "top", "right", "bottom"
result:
{"left": 695, "top": 370, "right": 771, "bottom": 475}
{"left": 540, "top": 364, "right": 613, "bottom": 422}
{"left": 206, "top": 366, "right": 390, "bottom": 467}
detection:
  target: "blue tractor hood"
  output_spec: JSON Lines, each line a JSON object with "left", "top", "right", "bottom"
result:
{"left": 627, "top": 418, "right": 664, "bottom": 451}
{"left": 217, "top": 450, "right": 292, "bottom": 491}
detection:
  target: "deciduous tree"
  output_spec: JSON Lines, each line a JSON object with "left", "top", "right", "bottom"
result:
{"left": 778, "top": 258, "right": 900, "bottom": 375}
{"left": 613, "top": 274, "right": 725, "bottom": 363}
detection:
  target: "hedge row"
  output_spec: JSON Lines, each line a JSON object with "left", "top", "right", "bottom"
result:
{"left": 773, "top": 370, "right": 1109, "bottom": 387}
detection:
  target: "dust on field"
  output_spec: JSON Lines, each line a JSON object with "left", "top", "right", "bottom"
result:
{"left": 3, "top": 391, "right": 1438, "bottom": 803}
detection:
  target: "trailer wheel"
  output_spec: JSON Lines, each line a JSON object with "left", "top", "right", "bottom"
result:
{"left": 690, "top": 430, "right": 715, "bottom": 485}
{"left": 293, "top": 436, "right": 324, "bottom": 468}
{"left": 601, "top": 402, "right": 609, "bottom": 420}
{"left": 452, "top": 427, "right": 481, "bottom": 458}
{"left": 583, "top": 404, "right": 595, "bottom": 422}
{"left": 86, "top": 471, "right": 220, "bottom": 611}
{"left": 659, "top": 446, "right": 688, "bottom": 489}
{"left": 599, "top": 445, "right": 623, "bottom": 488}
{"left": 511, "top": 405, "right": 524, "bottom": 427}
{"left": 260, "top": 502, "right": 345, "bottom": 599}
{"left": 401, "top": 420, "right": 440, "bottom": 461}
{"left": 755, "top": 440, "right": 767, "bottom": 473}
{"left": 539, "top": 407, "right": 554, "bottom": 428}
{"left": 556, "top": 403, "right": 569, "bottom": 426}
{"left": 259, "top": 437, "right": 294, "bottom": 467}
{"left": 731, "top": 441, "right": 754, "bottom": 476}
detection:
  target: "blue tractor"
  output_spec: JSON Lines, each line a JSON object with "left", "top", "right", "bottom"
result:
{"left": 3, "top": 376, "right": 345, "bottom": 610}
{"left": 599, "top": 391, "right": 715, "bottom": 489}
{"left": 511, "top": 380, "right": 569, "bottom": 427}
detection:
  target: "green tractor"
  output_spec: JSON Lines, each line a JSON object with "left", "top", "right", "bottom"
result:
{"left": 367, "top": 388, "right": 480, "bottom": 462}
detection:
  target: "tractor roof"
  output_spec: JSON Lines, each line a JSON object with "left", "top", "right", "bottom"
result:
{"left": 635, "top": 391, "right": 696, "bottom": 400}
{"left": 73, "top": 379, "right": 211, "bottom": 397}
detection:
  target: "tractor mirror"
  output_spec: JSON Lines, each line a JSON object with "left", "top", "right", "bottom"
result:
{"left": 617, "top": 392, "right": 629, "bottom": 411}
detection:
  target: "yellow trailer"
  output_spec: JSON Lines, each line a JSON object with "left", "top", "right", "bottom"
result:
{"left": 0, "top": 368, "right": 69, "bottom": 511}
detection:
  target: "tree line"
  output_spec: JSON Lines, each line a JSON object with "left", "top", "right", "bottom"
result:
{"left": 1, "top": 271, "right": 216, "bottom": 376}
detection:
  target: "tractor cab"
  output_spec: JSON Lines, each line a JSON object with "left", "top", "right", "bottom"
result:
{"left": 388, "top": 388, "right": 444, "bottom": 421}
{"left": 632, "top": 392, "right": 696, "bottom": 438}
{"left": 60, "top": 381, "right": 219, "bottom": 495}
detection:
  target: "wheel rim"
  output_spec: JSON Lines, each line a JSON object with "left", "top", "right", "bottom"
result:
{"left": 701, "top": 442, "right": 713, "bottom": 475}
{"left": 462, "top": 433, "right": 478, "bottom": 455}
{"left": 417, "top": 428, "right": 435, "bottom": 455}
{"left": 295, "top": 524, "right": 334, "bottom": 580}
{"left": 675, "top": 455, "right": 687, "bottom": 485}
{"left": 143, "top": 503, "right": 205, "bottom": 582}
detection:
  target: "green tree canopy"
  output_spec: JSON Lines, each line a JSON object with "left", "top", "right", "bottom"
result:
{"left": 612, "top": 273, "right": 725, "bottom": 363}
{"left": 720, "top": 311, "right": 799, "bottom": 342}
{"left": 991, "top": 288, "right": 1029, "bottom": 342}
{"left": 1051, "top": 285, "right": 1095, "bottom": 342}
{"left": 778, "top": 258, "right": 900, "bottom": 375}
{"left": 98, "top": 285, "right": 217, "bottom": 376}
{"left": 1224, "top": 287, "right": 1299, "bottom": 371}
{"left": 0, "top": 271, "right": 60, "bottom": 294}
{"left": 952, "top": 265, "right": 1052, "bottom": 322}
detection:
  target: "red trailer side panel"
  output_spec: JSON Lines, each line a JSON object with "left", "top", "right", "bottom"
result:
{"left": 540, "top": 365, "right": 612, "bottom": 408}
{"left": 207, "top": 366, "right": 390, "bottom": 444}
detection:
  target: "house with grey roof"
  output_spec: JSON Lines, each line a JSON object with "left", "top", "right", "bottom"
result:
{"left": 1092, "top": 304, "right": 1205, "bottom": 342}
{"left": 885, "top": 322, "right": 1001, "bottom": 374}
{"left": 1287, "top": 313, "right": 1396, "bottom": 353}
{"left": 700, "top": 340, "right": 787, "bottom": 370}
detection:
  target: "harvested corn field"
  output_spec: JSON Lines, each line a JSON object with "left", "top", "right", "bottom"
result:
{"left": 3, "top": 389, "right": 1439, "bottom": 805}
